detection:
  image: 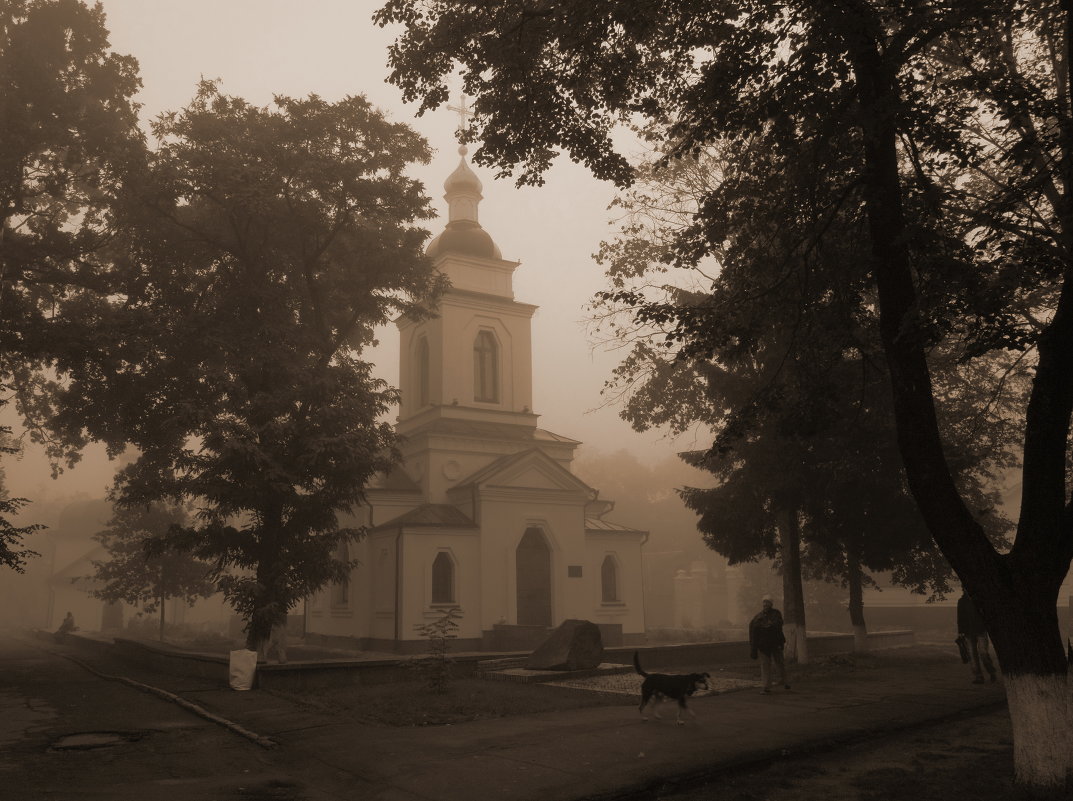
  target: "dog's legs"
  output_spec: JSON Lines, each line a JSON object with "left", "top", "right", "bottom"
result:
{"left": 675, "top": 699, "right": 696, "bottom": 726}
{"left": 639, "top": 691, "right": 650, "bottom": 721}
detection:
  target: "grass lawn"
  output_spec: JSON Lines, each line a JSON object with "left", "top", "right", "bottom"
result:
{"left": 268, "top": 676, "right": 631, "bottom": 727}
{"left": 265, "top": 645, "right": 963, "bottom": 729}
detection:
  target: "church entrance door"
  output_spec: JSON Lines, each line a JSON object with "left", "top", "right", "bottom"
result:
{"left": 516, "top": 527, "right": 552, "bottom": 627}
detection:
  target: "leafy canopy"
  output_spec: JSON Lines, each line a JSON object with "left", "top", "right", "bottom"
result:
{"left": 32, "top": 83, "right": 444, "bottom": 646}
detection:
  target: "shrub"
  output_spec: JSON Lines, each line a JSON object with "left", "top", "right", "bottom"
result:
{"left": 410, "top": 606, "right": 462, "bottom": 694}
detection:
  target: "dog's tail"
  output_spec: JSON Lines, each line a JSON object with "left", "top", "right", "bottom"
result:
{"left": 633, "top": 650, "right": 648, "bottom": 677}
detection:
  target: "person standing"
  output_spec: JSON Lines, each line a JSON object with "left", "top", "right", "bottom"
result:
{"left": 957, "top": 592, "right": 997, "bottom": 684}
{"left": 750, "top": 594, "right": 789, "bottom": 694}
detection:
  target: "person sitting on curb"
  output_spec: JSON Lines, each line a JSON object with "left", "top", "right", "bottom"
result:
{"left": 749, "top": 595, "right": 789, "bottom": 694}
{"left": 957, "top": 591, "right": 997, "bottom": 684}
{"left": 54, "top": 612, "right": 77, "bottom": 642}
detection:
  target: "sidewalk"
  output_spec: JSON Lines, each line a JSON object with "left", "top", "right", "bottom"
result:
{"left": 45, "top": 639, "right": 1006, "bottom": 801}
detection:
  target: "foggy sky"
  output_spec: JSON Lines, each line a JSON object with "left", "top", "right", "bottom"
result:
{"left": 5, "top": 0, "right": 701, "bottom": 504}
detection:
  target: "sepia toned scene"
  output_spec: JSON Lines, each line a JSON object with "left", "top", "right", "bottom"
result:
{"left": 1, "top": 2, "right": 1071, "bottom": 799}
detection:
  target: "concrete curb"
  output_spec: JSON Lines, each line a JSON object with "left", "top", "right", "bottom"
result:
{"left": 31, "top": 638, "right": 278, "bottom": 750}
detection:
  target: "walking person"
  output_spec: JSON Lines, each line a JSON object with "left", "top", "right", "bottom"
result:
{"left": 749, "top": 595, "right": 789, "bottom": 694}
{"left": 957, "top": 591, "right": 997, "bottom": 684}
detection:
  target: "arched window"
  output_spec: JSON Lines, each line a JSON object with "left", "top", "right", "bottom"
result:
{"left": 417, "top": 335, "right": 430, "bottom": 407}
{"left": 473, "top": 330, "right": 499, "bottom": 403}
{"left": 331, "top": 542, "right": 350, "bottom": 608}
{"left": 431, "top": 551, "right": 455, "bottom": 604}
{"left": 601, "top": 555, "right": 619, "bottom": 603}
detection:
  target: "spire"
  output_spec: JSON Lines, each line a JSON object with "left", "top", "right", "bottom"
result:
{"left": 444, "top": 144, "right": 483, "bottom": 223}
{"left": 426, "top": 136, "right": 501, "bottom": 260}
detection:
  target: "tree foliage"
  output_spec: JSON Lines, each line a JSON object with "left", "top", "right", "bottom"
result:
{"left": 0, "top": 0, "right": 143, "bottom": 465}
{"left": 28, "top": 83, "right": 444, "bottom": 649}
{"left": 0, "top": 426, "right": 42, "bottom": 572}
{"left": 377, "top": 1, "right": 1073, "bottom": 786}
{"left": 90, "top": 501, "right": 215, "bottom": 637}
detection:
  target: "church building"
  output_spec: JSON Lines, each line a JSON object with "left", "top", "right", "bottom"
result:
{"left": 304, "top": 147, "right": 648, "bottom": 652}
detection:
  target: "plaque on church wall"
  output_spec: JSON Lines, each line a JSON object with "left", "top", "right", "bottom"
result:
{"left": 442, "top": 460, "right": 462, "bottom": 480}
{"left": 568, "top": 565, "right": 583, "bottom": 578}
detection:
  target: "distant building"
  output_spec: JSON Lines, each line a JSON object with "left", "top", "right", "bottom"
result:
{"left": 305, "top": 148, "right": 647, "bottom": 652}
{"left": 9, "top": 496, "right": 231, "bottom": 636}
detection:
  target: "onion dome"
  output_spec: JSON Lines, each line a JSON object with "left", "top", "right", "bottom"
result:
{"left": 426, "top": 145, "right": 502, "bottom": 260}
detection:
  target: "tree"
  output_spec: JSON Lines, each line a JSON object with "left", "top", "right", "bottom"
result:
{"left": 0, "top": 0, "right": 143, "bottom": 465}
{"left": 90, "top": 502, "right": 215, "bottom": 640}
{"left": 596, "top": 130, "right": 1015, "bottom": 657}
{"left": 1, "top": 1, "right": 141, "bottom": 568}
{"left": 375, "top": 3, "right": 1072, "bottom": 786}
{"left": 30, "top": 83, "right": 444, "bottom": 652}
{"left": 0, "top": 426, "right": 42, "bottom": 572}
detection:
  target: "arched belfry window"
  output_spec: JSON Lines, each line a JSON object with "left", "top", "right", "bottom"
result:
{"left": 473, "top": 330, "right": 499, "bottom": 403}
{"left": 601, "top": 555, "right": 619, "bottom": 603}
{"left": 417, "top": 335, "right": 430, "bottom": 407}
{"left": 332, "top": 542, "right": 351, "bottom": 608}
{"left": 432, "top": 551, "right": 455, "bottom": 604}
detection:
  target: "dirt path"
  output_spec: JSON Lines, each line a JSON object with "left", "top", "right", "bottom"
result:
{"left": 655, "top": 706, "right": 1052, "bottom": 801}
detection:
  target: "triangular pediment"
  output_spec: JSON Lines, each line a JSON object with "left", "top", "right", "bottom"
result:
{"left": 450, "top": 449, "right": 593, "bottom": 496}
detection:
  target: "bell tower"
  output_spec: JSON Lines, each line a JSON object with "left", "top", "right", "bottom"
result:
{"left": 396, "top": 145, "right": 538, "bottom": 440}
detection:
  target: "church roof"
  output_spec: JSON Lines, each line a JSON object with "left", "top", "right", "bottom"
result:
{"left": 367, "top": 465, "right": 422, "bottom": 492}
{"left": 585, "top": 517, "right": 647, "bottom": 534}
{"left": 425, "top": 148, "right": 502, "bottom": 260}
{"left": 451, "top": 448, "right": 593, "bottom": 495}
{"left": 406, "top": 417, "right": 580, "bottom": 445}
{"left": 534, "top": 428, "right": 582, "bottom": 444}
{"left": 371, "top": 504, "right": 477, "bottom": 532}
{"left": 426, "top": 220, "right": 502, "bottom": 260}
{"left": 444, "top": 153, "right": 482, "bottom": 194}
{"left": 50, "top": 544, "right": 107, "bottom": 583}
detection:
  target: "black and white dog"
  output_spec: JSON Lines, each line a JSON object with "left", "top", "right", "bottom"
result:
{"left": 633, "top": 651, "right": 711, "bottom": 725}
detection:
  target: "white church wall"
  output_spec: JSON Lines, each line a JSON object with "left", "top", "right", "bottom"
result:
{"left": 442, "top": 255, "right": 516, "bottom": 298}
{"left": 398, "top": 315, "right": 448, "bottom": 418}
{"left": 477, "top": 497, "right": 585, "bottom": 630}
{"left": 306, "top": 537, "right": 372, "bottom": 642}
{"left": 398, "top": 528, "right": 482, "bottom": 643}
{"left": 587, "top": 535, "right": 646, "bottom": 637}
{"left": 423, "top": 448, "right": 501, "bottom": 504}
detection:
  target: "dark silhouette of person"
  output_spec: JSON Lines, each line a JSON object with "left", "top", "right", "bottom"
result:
{"left": 54, "top": 612, "right": 77, "bottom": 641}
{"left": 749, "top": 595, "right": 789, "bottom": 694}
{"left": 957, "top": 592, "right": 997, "bottom": 684}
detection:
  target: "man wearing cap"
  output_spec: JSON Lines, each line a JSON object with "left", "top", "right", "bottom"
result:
{"left": 749, "top": 595, "right": 789, "bottom": 694}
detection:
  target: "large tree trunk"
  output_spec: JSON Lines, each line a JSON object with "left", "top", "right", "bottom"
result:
{"left": 846, "top": 540, "right": 867, "bottom": 652}
{"left": 158, "top": 563, "right": 166, "bottom": 641}
{"left": 245, "top": 513, "right": 286, "bottom": 655}
{"left": 779, "top": 506, "right": 808, "bottom": 665}
{"left": 838, "top": 12, "right": 1073, "bottom": 787}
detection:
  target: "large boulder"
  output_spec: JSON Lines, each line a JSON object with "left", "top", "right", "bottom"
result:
{"left": 525, "top": 619, "right": 604, "bottom": 671}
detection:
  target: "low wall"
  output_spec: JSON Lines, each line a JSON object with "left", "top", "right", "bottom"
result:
{"left": 111, "top": 637, "right": 229, "bottom": 681}
{"left": 606, "top": 630, "right": 915, "bottom": 670}
{"left": 43, "top": 628, "right": 914, "bottom": 691}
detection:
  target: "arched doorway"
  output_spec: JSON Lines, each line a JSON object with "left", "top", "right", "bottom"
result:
{"left": 516, "top": 527, "right": 552, "bottom": 627}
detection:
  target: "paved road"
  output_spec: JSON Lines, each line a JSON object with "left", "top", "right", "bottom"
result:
{"left": 2, "top": 633, "right": 1007, "bottom": 801}
{"left": 0, "top": 636, "right": 323, "bottom": 800}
